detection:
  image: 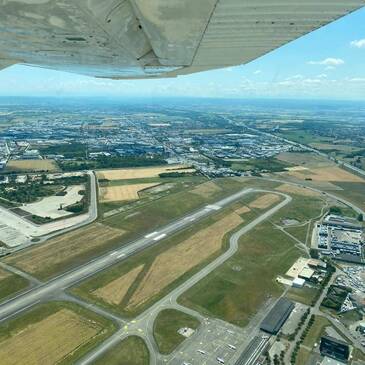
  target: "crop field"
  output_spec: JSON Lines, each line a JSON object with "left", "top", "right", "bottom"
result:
{"left": 179, "top": 221, "right": 301, "bottom": 327}
{"left": 276, "top": 152, "right": 332, "bottom": 168}
{"left": 99, "top": 183, "right": 159, "bottom": 202}
{"left": 0, "top": 269, "right": 29, "bottom": 302}
{"left": 4, "top": 223, "right": 126, "bottom": 279}
{"left": 153, "top": 309, "right": 200, "bottom": 354}
{"left": 93, "top": 336, "right": 149, "bottom": 365}
{"left": 73, "top": 194, "right": 260, "bottom": 316}
{"left": 288, "top": 166, "right": 364, "bottom": 183}
{"left": 248, "top": 193, "right": 280, "bottom": 209}
{"left": 5, "top": 159, "right": 58, "bottom": 172}
{"left": 96, "top": 165, "right": 194, "bottom": 180}
{"left": 0, "top": 302, "right": 116, "bottom": 365}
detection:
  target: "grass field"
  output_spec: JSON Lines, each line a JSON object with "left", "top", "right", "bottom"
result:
{"left": 286, "top": 286, "right": 319, "bottom": 306}
{"left": 5, "top": 159, "right": 58, "bottom": 172}
{"left": 327, "top": 181, "right": 365, "bottom": 211}
{"left": 276, "top": 152, "right": 333, "bottom": 168}
{"left": 179, "top": 221, "right": 301, "bottom": 327}
{"left": 0, "top": 269, "right": 29, "bottom": 303}
{"left": 93, "top": 336, "right": 149, "bottom": 365}
{"left": 4, "top": 223, "right": 126, "bottom": 280}
{"left": 73, "top": 193, "right": 263, "bottom": 317}
{"left": 303, "top": 316, "right": 332, "bottom": 348}
{"left": 248, "top": 193, "right": 280, "bottom": 209}
{"left": 102, "top": 178, "right": 246, "bottom": 234}
{"left": 0, "top": 301, "right": 116, "bottom": 365}
{"left": 153, "top": 309, "right": 200, "bottom": 354}
{"left": 96, "top": 165, "right": 193, "bottom": 180}
{"left": 99, "top": 183, "right": 159, "bottom": 202}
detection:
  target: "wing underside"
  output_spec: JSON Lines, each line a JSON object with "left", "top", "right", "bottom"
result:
{"left": 0, "top": 0, "right": 364, "bottom": 79}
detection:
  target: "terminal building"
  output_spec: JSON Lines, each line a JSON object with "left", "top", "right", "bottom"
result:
{"left": 315, "top": 215, "right": 364, "bottom": 264}
{"left": 260, "top": 298, "right": 294, "bottom": 335}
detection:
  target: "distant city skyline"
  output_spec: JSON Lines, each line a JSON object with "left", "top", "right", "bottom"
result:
{"left": 1, "top": 7, "right": 365, "bottom": 100}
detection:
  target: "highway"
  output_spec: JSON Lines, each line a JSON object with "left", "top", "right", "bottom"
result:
{"left": 0, "top": 187, "right": 255, "bottom": 323}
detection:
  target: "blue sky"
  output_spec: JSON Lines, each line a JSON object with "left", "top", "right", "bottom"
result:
{"left": 1, "top": 7, "right": 365, "bottom": 100}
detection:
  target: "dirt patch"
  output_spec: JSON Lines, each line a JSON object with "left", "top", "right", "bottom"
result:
{"left": 93, "top": 265, "right": 144, "bottom": 305}
{"left": 5, "top": 223, "right": 126, "bottom": 276}
{"left": 249, "top": 194, "right": 280, "bottom": 209}
{"left": 0, "top": 309, "right": 101, "bottom": 365}
{"left": 288, "top": 166, "right": 364, "bottom": 183}
{"left": 99, "top": 183, "right": 159, "bottom": 202}
{"left": 235, "top": 206, "right": 251, "bottom": 215}
{"left": 191, "top": 181, "right": 222, "bottom": 198}
{"left": 6, "top": 159, "right": 58, "bottom": 172}
{"left": 96, "top": 165, "right": 193, "bottom": 180}
{"left": 127, "top": 213, "right": 243, "bottom": 309}
{"left": 275, "top": 184, "right": 320, "bottom": 197}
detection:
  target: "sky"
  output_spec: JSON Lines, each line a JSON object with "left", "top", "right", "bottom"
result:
{"left": 1, "top": 7, "right": 365, "bottom": 100}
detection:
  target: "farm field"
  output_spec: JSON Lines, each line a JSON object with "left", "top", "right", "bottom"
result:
{"left": 96, "top": 165, "right": 194, "bottom": 180}
{"left": 0, "top": 269, "right": 29, "bottom": 303}
{"left": 5, "top": 159, "right": 58, "bottom": 172}
{"left": 99, "top": 183, "right": 159, "bottom": 202}
{"left": 92, "top": 336, "right": 149, "bottom": 365}
{"left": 178, "top": 221, "right": 301, "bottom": 327}
{"left": 73, "top": 192, "right": 264, "bottom": 317}
{"left": 248, "top": 193, "right": 280, "bottom": 209}
{"left": 4, "top": 223, "right": 126, "bottom": 280}
{"left": 0, "top": 302, "right": 116, "bottom": 365}
{"left": 153, "top": 309, "right": 200, "bottom": 354}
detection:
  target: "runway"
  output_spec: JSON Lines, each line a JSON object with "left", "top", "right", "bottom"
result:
{"left": 0, "top": 187, "right": 255, "bottom": 322}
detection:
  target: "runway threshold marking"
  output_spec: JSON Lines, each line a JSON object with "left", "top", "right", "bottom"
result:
{"left": 153, "top": 233, "right": 166, "bottom": 241}
{"left": 117, "top": 253, "right": 125, "bottom": 259}
{"left": 205, "top": 204, "right": 221, "bottom": 211}
{"left": 144, "top": 231, "right": 159, "bottom": 239}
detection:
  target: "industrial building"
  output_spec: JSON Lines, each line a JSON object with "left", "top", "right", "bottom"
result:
{"left": 260, "top": 298, "right": 294, "bottom": 334}
{"left": 320, "top": 336, "right": 350, "bottom": 362}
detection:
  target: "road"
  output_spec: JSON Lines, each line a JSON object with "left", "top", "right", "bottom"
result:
{"left": 0, "top": 187, "right": 255, "bottom": 323}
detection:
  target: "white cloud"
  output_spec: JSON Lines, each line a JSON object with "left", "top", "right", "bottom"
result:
{"left": 308, "top": 58, "right": 345, "bottom": 66}
{"left": 350, "top": 39, "right": 365, "bottom": 48}
{"left": 254, "top": 70, "right": 261, "bottom": 75}
{"left": 317, "top": 74, "right": 328, "bottom": 78}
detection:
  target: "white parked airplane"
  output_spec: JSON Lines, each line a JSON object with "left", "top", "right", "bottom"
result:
{"left": 0, "top": 0, "right": 364, "bottom": 79}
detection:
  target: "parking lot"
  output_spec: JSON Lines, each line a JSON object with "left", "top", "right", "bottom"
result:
{"left": 166, "top": 318, "right": 248, "bottom": 365}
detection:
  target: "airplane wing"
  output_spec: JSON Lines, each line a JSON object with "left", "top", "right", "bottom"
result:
{"left": 0, "top": 0, "right": 364, "bottom": 79}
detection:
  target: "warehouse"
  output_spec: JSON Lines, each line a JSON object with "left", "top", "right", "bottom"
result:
{"left": 260, "top": 298, "right": 294, "bottom": 334}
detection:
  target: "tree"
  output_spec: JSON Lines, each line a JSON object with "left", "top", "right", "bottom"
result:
{"left": 358, "top": 213, "right": 363, "bottom": 222}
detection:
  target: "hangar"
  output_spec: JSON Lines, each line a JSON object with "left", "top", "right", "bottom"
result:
{"left": 260, "top": 298, "right": 294, "bottom": 334}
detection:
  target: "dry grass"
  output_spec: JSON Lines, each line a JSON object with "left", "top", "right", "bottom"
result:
{"left": 0, "top": 309, "right": 100, "bottom": 365}
{"left": 191, "top": 181, "right": 222, "bottom": 198}
{"left": 93, "top": 265, "right": 144, "bottom": 305}
{"left": 0, "top": 269, "right": 11, "bottom": 281}
{"left": 5, "top": 223, "right": 125, "bottom": 276}
{"left": 99, "top": 183, "right": 159, "bottom": 202}
{"left": 235, "top": 206, "right": 251, "bottom": 215}
{"left": 97, "top": 165, "right": 194, "bottom": 180}
{"left": 6, "top": 159, "right": 58, "bottom": 172}
{"left": 288, "top": 166, "right": 364, "bottom": 183}
{"left": 127, "top": 213, "right": 243, "bottom": 309}
{"left": 248, "top": 194, "right": 280, "bottom": 209}
{"left": 275, "top": 183, "right": 320, "bottom": 197}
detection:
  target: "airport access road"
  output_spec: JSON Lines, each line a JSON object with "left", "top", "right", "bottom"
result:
{"left": 76, "top": 190, "right": 291, "bottom": 365}
{"left": 0, "top": 187, "right": 255, "bottom": 323}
